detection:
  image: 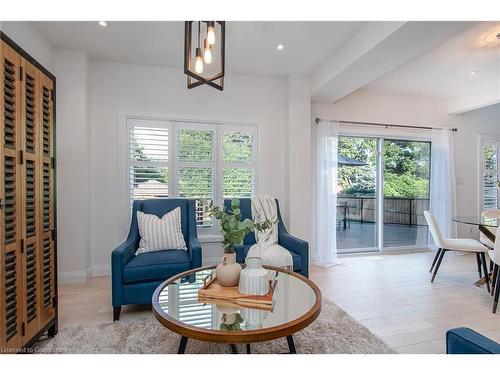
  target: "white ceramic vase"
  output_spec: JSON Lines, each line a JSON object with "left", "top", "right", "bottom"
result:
{"left": 215, "top": 252, "right": 242, "bottom": 287}
{"left": 241, "top": 308, "right": 269, "bottom": 330}
{"left": 238, "top": 257, "right": 269, "bottom": 295}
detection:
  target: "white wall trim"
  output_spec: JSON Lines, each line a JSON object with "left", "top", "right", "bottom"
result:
{"left": 199, "top": 234, "right": 223, "bottom": 243}
{"left": 202, "top": 257, "right": 222, "bottom": 266}
{"left": 90, "top": 265, "right": 112, "bottom": 277}
{"left": 58, "top": 269, "right": 91, "bottom": 284}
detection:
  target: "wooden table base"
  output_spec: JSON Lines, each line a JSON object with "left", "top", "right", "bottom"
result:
{"left": 474, "top": 225, "right": 496, "bottom": 288}
{"left": 176, "top": 335, "right": 297, "bottom": 354}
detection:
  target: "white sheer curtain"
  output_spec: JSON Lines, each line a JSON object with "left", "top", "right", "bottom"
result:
{"left": 430, "top": 128, "right": 457, "bottom": 240}
{"left": 314, "top": 120, "right": 339, "bottom": 267}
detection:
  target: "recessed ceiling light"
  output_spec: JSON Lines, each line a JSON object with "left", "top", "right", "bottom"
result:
{"left": 470, "top": 70, "right": 480, "bottom": 78}
{"left": 98, "top": 21, "right": 108, "bottom": 27}
{"left": 276, "top": 44, "right": 284, "bottom": 51}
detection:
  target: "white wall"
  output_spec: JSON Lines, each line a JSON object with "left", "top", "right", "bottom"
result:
{"left": 89, "top": 61, "right": 287, "bottom": 274}
{"left": 453, "top": 103, "right": 500, "bottom": 237}
{"left": 0, "top": 21, "right": 54, "bottom": 71}
{"left": 286, "top": 75, "right": 312, "bottom": 242}
{"left": 53, "top": 49, "right": 92, "bottom": 283}
{"left": 313, "top": 89, "right": 500, "bottom": 240}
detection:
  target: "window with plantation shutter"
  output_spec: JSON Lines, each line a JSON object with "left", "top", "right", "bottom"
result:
{"left": 126, "top": 118, "right": 257, "bottom": 232}
{"left": 222, "top": 130, "right": 256, "bottom": 199}
{"left": 177, "top": 126, "right": 215, "bottom": 226}
{"left": 480, "top": 137, "right": 500, "bottom": 211}
{"left": 128, "top": 120, "right": 169, "bottom": 207}
{"left": 157, "top": 272, "right": 216, "bottom": 329}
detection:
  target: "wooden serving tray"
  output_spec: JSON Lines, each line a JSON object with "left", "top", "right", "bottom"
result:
{"left": 198, "top": 272, "right": 276, "bottom": 311}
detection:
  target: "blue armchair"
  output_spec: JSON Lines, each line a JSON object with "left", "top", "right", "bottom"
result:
{"left": 111, "top": 198, "right": 202, "bottom": 320}
{"left": 446, "top": 328, "right": 500, "bottom": 354}
{"left": 223, "top": 198, "right": 309, "bottom": 277}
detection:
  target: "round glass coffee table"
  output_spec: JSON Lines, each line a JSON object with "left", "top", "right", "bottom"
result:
{"left": 152, "top": 265, "right": 322, "bottom": 354}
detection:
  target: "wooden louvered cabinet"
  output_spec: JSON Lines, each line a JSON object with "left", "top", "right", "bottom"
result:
{"left": 0, "top": 35, "right": 57, "bottom": 352}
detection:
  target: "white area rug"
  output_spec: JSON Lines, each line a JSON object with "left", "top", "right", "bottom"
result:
{"left": 36, "top": 299, "right": 395, "bottom": 354}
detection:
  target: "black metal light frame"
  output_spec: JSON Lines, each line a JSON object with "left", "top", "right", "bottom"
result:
{"left": 184, "top": 21, "right": 225, "bottom": 91}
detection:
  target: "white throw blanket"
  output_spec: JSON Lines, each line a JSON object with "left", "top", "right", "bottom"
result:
{"left": 247, "top": 195, "right": 293, "bottom": 269}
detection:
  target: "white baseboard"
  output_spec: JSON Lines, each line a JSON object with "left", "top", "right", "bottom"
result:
{"left": 91, "top": 264, "right": 111, "bottom": 277}
{"left": 59, "top": 257, "right": 221, "bottom": 285}
{"left": 58, "top": 265, "right": 110, "bottom": 284}
{"left": 202, "top": 257, "right": 221, "bottom": 266}
{"left": 58, "top": 269, "right": 91, "bottom": 284}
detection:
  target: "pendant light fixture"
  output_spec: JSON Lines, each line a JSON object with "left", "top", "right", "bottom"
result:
{"left": 203, "top": 38, "right": 212, "bottom": 64}
{"left": 194, "top": 22, "right": 204, "bottom": 74}
{"left": 184, "top": 21, "right": 225, "bottom": 90}
{"left": 206, "top": 21, "right": 216, "bottom": 45}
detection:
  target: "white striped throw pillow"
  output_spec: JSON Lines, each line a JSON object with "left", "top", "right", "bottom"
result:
{"left": 135, "top": 207, "right": 187, "bottom": 255}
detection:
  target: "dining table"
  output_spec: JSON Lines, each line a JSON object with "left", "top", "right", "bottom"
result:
{"left": 452, "top": 216, "right": 500, "bottom": 243}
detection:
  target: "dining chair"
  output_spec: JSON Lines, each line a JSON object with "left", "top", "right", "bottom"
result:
{"left": 479, "top": 209, "right": 500, "bottom": 276}
{"left": 488, "top": 226, "right": 500, "bottom": 312}
{"left": 425, "top": 211, "right": 490, "bottom": 291}
{"left": 479, "top": 209, "right": 500, "bottom": 250}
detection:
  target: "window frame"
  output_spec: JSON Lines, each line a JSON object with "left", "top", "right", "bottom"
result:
{"left": 478, "top": 134, "right": 500, "bottom": 214}
{"left": 219, "top": 124, "right": 259, "bottom": 203}
{"left": 121, "top": 114, "right": 259, "bottom": 236}
{"left": 337, "top": 126, "right": 433, "bottom": 253}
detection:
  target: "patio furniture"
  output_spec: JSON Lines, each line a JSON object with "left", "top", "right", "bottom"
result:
{"left": 447, "top": 328, "right": 500, "bottom": 354}
{"left": 111, "top": 198, "right": 202, "bottom": 321}
{"left": 336, "top": 201, "right": 349, "bottom": 230}
{"left": 425, "top": 211, "right": 490, "bottom": 292}
{"left": 223, "top": 198, "right": 309, "bottom": 277}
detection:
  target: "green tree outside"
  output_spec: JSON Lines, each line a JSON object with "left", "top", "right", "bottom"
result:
{"left": 338, "top": 137, "right": 431, "bottom": 198}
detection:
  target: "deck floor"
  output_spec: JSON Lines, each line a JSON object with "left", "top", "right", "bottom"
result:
{"left": 337, "top": 221, "right": 429, "bottom": 250}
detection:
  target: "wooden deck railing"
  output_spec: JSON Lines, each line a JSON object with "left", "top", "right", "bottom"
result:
{"left": 338, "top": 196, "right": 429, "bottom": 226}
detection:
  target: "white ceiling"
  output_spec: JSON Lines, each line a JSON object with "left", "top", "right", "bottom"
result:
{"left": 367, "top": 21, "right": 500, "bottom": 101}
{"left": 33, "top": 21, "right": 365, "bottom": 77}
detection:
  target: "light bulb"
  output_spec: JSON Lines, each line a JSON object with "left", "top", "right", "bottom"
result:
{"left": 195, "top": 48, "right": 204, "bottom": 74}
{"left": 203, "top": 39, "right": 213, "bottom": 64}
{"left": 207, "top": 22, "right": 216, "bottom": 45}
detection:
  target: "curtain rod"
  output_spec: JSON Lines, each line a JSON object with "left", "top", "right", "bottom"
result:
{"left": 314, "top": 118, "right": 458, "bottom": 132}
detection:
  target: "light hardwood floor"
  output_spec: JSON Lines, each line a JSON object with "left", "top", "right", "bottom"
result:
{"left": 57, "top": 251, "right": 500, "bottom": 354}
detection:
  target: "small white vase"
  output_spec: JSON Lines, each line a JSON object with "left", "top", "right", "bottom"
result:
{"left": 238, "top": 257, "right": 269, "bottom": 295}
{"left": 216, "top": 252, "right": 242, "bottom": 287}
{"left": 241, "top": 308, "right": 269, "bottom": 330}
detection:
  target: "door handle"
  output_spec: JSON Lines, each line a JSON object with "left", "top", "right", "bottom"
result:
{"left": 0, "top": 198, "right": 4, "bottom": 209}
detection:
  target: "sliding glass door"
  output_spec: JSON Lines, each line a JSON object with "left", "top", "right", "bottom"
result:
{"left": 337, "top": 135, "right": 431, "bottom": 253}
{"left": 382, "top": 140, "right": 431, "bottom": 247}
{"left": 337, "top": 136, "right": 378, "bottom": 252}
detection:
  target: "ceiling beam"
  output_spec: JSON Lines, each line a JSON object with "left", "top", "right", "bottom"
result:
{"left": 449, "top": 82, "right": 500, "bottom": 114}
{"left": 312, "top": 21, "right": 477, "bottom": 102}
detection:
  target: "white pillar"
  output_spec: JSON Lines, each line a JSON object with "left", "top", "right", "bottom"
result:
{"left": 285, "top": 75, "right": 312, "bottom": 243}
{"left": 53, "top": 49, "right": 92, "bottom": 283}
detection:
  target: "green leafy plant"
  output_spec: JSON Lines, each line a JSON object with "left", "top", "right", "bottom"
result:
{"left": 219, "top": 313, "right": 244, "bottom": 331}
{"left": 206, "top": 198, "right": 277, "bottom": 254}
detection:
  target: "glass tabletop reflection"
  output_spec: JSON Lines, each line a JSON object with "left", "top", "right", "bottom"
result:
{"left": 156, "top": 268, "right": 318, "bottom": 332}
{"left": 452, "top": 216, "right": 500, "bottom": 227}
